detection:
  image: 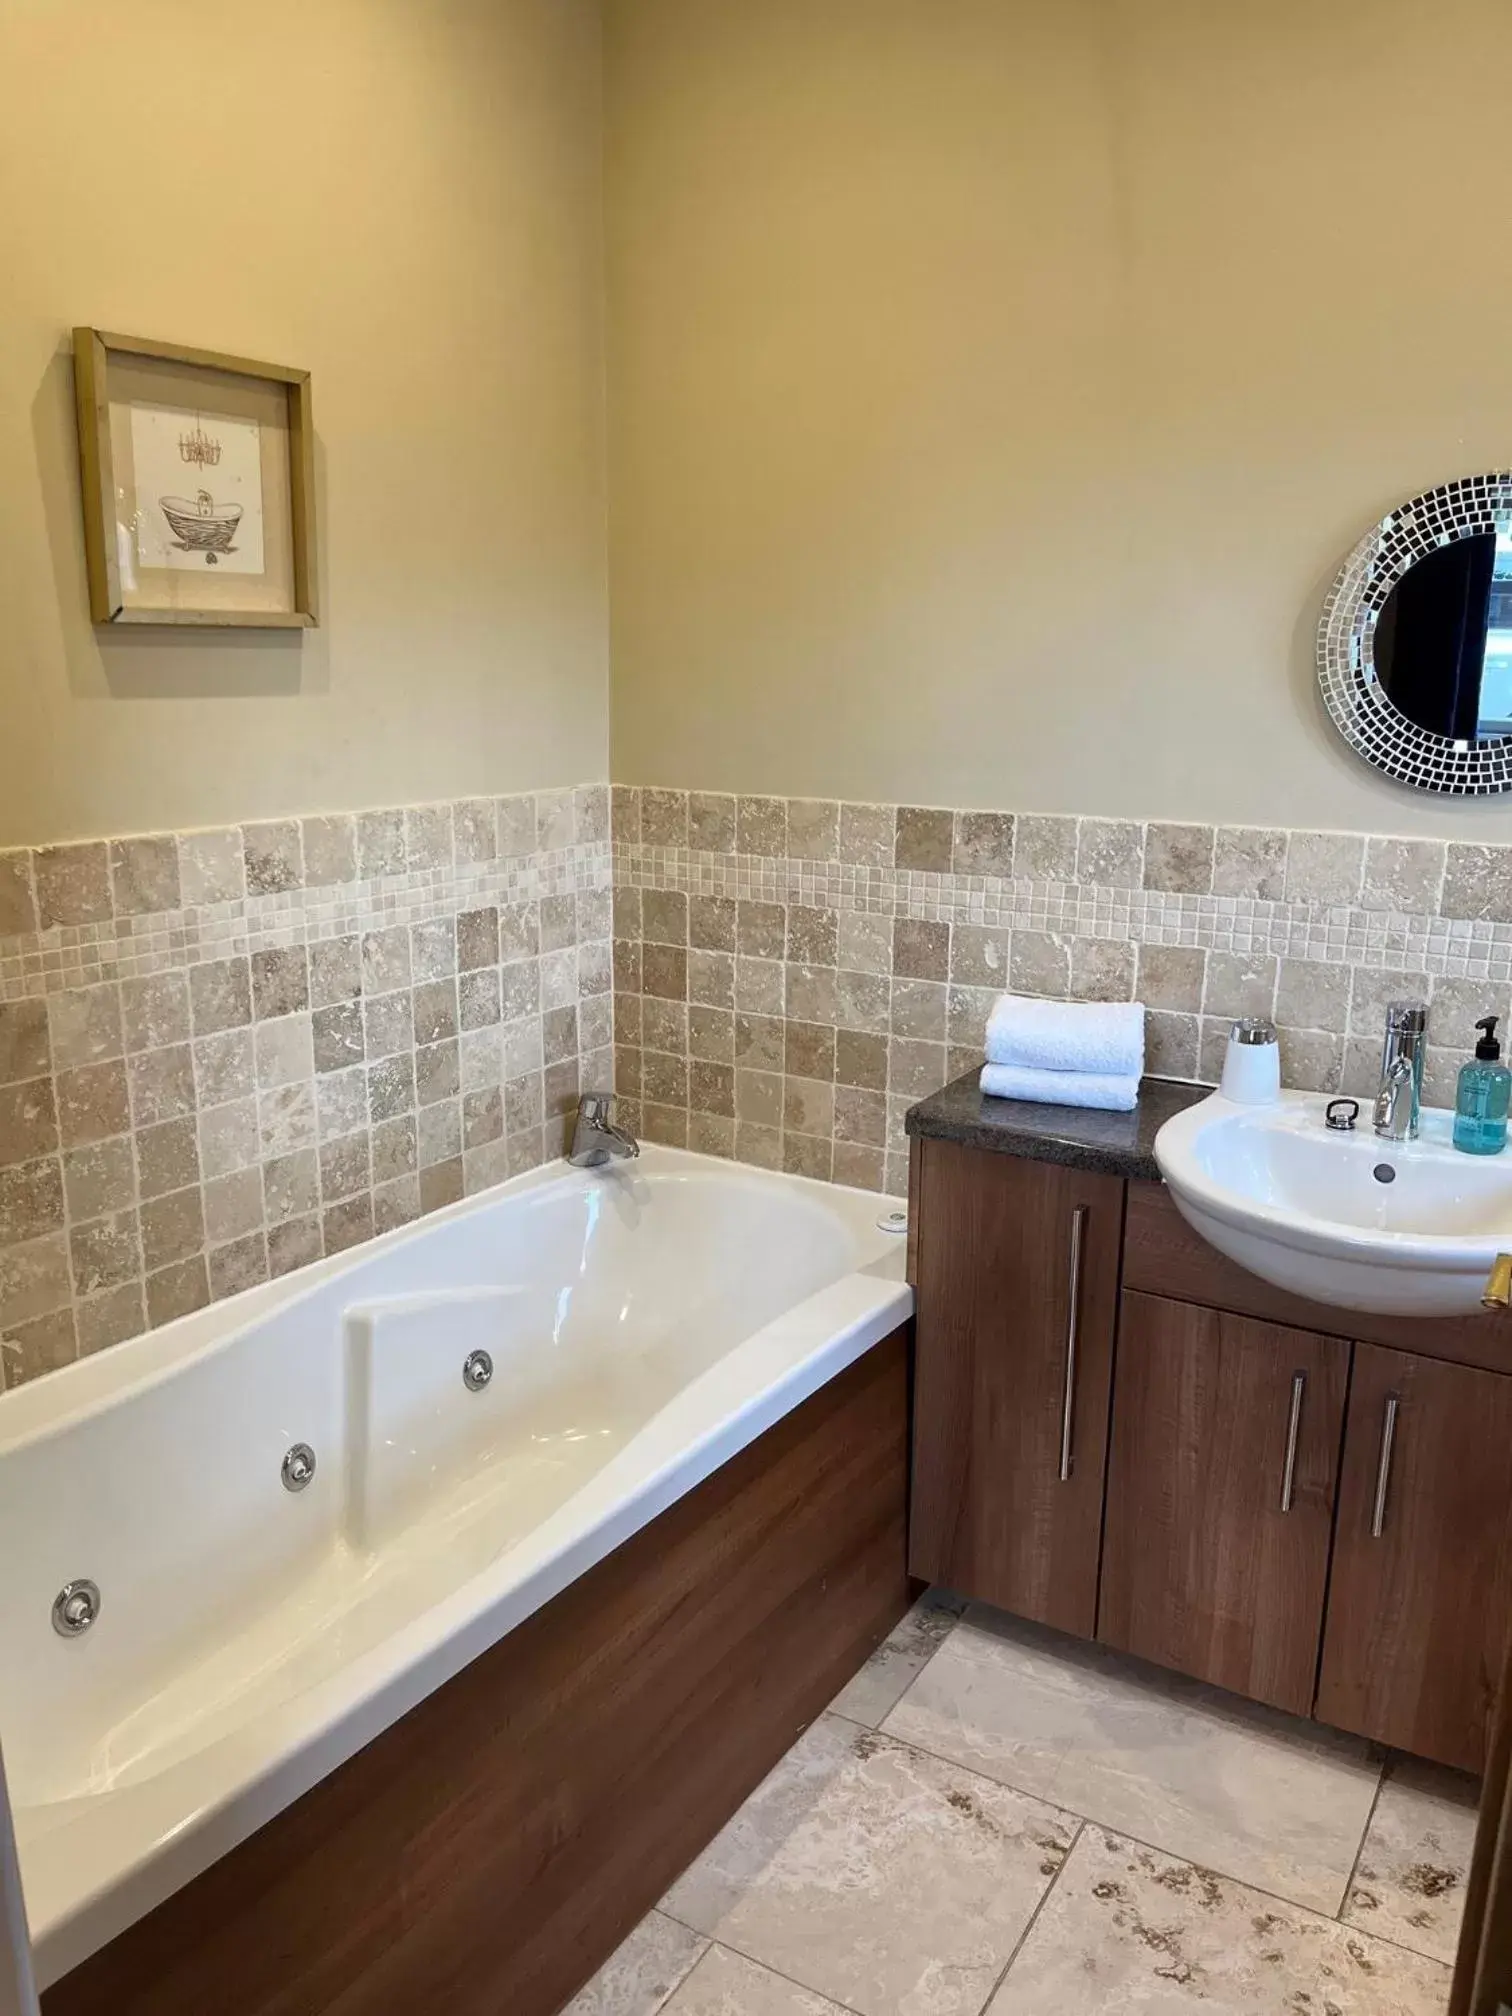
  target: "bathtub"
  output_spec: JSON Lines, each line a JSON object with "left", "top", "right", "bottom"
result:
{"left": 0, "top": 1147, "right": 912, "bottom": 1991}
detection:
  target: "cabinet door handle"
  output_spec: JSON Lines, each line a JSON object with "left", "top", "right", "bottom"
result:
{"left": 1370, "top": 1393, "right": 1401, "bottom": 1539}
{"left": 1059, "top": 1205, "right": 1088, "bottom": 1483}
{"left": 1279, "top": 1371, "right": 1306, "bottom": 1513}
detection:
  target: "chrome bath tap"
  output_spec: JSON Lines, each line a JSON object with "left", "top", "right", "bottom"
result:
{"left": 1373, "top": 1001, "right": 1428, "bottom": 1143}
{"left": 568, "top": 1093, "right": 640, "bottom": 1168}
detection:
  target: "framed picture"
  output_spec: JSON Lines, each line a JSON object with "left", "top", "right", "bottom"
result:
{"left": 72, "top": 329, "right": 317, "bottom": 629}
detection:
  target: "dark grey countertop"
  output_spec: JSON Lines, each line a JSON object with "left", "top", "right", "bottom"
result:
{"left": 904, "top": 1071, "right": 1209, "bottom": 1181}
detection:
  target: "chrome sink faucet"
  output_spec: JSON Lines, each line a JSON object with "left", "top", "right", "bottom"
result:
{"left": 568, "top": 1093, "right": 640, "bottom": 1168}
{"left": 1373, "top": 1001, "right": 1428, "bottom": 1143}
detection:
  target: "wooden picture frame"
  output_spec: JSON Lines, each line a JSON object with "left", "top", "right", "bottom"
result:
{"left": 72, "top": 329, "right": 317, "bottom": 629}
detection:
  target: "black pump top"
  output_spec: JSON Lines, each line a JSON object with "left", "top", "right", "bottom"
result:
{"left": 1477, "top": 1013, "right": 1502, "bottom": 1061}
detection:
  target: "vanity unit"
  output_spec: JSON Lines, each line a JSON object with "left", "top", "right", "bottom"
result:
{"left": 905, "top": 1075, "right": 1512, "bottom": 1773}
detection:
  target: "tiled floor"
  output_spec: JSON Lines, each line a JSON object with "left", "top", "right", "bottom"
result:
{"left": 568, "top": 1594, "right": 1480, "bottom": 2015}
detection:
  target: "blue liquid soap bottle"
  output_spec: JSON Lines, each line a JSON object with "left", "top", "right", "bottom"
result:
{"left": 1453, "top": 1015, "right": 1512, "bottom": 1155}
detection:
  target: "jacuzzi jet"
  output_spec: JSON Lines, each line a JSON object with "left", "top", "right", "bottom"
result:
{"left": 281, "top": 1444, "right": 318, "bottom": 1492}
{"left": 463, "top": 1349, "right": 494, "bottom": 1392}
{"left": 52, "top": 1579, "right": 101, "bottom": 1638}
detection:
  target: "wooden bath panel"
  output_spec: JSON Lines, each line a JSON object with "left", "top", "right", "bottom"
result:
{"left": 43, "top": 1326, "right": 912, "bottom": 2016}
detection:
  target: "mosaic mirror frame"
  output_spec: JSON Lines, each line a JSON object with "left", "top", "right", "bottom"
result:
{"left": 1318, "top": 472, "right": 1512, "bottom": 796}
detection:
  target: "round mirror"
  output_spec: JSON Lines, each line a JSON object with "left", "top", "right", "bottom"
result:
{"left": 1318, "top": 473, "right": 1512, "bottom": 794}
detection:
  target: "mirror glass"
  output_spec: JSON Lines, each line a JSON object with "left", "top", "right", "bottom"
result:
{"left": 1375, "top": 533, "right": 1512, "bottom": 741}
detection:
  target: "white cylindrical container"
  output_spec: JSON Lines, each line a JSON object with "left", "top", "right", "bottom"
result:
{"left": 1219, "top": 1017, "right": 1282, "bottom": 1106}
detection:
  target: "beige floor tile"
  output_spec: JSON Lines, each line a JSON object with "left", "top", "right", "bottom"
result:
{"left": 664, "top": 1713, "right": 1076, "bottom": 2016}
{"left": 828, "top": 1588, "right": 966, "bottom": 1728}
{"left": 664, "top": 1715, "right": 862, "bottom": 1934}
{"left": 566, "top": 1909, "right": 708, "bottom": 2016}
{"left": 663, "top": 1945, "right": 851, "bottom": 2015}
{"left": 989, "top": 1827, "right": 1451, "bottom": 2014}
{"left": 1343, "top": 1757, "right": 1482, "bottom": 1966}
{"left": 884, "top": 1607, "right": 1380, "bottom": 1912}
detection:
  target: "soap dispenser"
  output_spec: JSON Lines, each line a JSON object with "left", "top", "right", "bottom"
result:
{"left": 1453, "top": 1015, "right": 1511, "bottom": 1154}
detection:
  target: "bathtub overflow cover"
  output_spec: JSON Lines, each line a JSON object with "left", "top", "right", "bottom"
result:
{"left": 463, "top": 1349, "right": 494, "bottom": 1393}
{"left": 282, "top": 1443, "right": 317, "bottom": 1492}
{"left": 52, "top": 1579, "right": 101, "bottom": 1638}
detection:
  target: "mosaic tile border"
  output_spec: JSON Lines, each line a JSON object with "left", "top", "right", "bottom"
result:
{"left": 0, "top": 787, "right": 611, "bottom": 1390}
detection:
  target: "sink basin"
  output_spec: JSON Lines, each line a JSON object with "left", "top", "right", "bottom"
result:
{"left": 1154, "top": 1090, "right": 1512, "bottom": 1317}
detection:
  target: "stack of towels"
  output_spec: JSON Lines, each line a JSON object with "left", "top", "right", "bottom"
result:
{"left": 980, "top": 995, "right": 1146, "bottom": 1112}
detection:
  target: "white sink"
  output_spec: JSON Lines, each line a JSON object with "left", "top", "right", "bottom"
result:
{"left": 1154, "top": 1091, "right": 1512, "bottom": 1318}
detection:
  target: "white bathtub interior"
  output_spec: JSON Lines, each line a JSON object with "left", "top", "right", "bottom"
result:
{"left": 0, "top": 1147, "right": 912, "bottom": 1987}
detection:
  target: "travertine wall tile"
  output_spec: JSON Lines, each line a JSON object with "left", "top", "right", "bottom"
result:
{"left": 1443, "top": 843, "right": 1512, "bottom": 923}
{"left": 1076, "top": 819, "right": 1143, "bottom": 890}
{"left": 840, "top": 803, "right": 894, "bottom": 867}
{"left": 1136, "top": 945, "right": 1205, "bottom": 1013}
{"left": 895, "top": 808, "right": 954, "bottom": 873}
{"left": 357, "top": 810, "right": 407, "bottom": 880}
{"left": 609, "top": 787, "right": 1512, "bottom": 1202}
{"left": 14, "top": 775, "right": 1512, "bottom": 1387}
{"left": 1204, "top": 953, "right": 1279, "bottom": 1021}
{"left": 0, "top": 787, "right": 609, "bottom": 1391}
{"left": 110, "top": 836, "right": 181, "bottom": 917}
{"left": 0, "top": 856, "right": 37, "bottom": 938}
{"left": 1013, "top": 815, "right": 1077, "bottom": 882}
{"left": 1143, "top": 824, "right": 1214, "bottom": 895}
{"left": 1284, "top": 831, "right": 1365, "bottom": 907}
{"left": 787, "top": 800, "right": 840, "bottom": 861}
{"left": 953, "top": 813, "right": 1015, "bottom": 879}
{"left": 642, "top": 788, "right": 689, "bottom": 849}
{"left": 301, "top": 815, "right": 358, "bottom": 888}
{"left": 453, "top": 801, "right": 498, "bottom": 868}
{"left": 405, "top": 805, "right": 454, "bottom": 871}
{"left": 1361, "top": 837, "right": 1445, "bottom": 915}
{"left": 498, "top": 794, "right": 539, "bottom": 859}
{"left": 1070, "top": 939, "right": 1135, "bottom": 1002}
{"left": 179, "top": 829, "right": 246, "bottom": 906}
{"left": 1213, "top": 827, "right": 1287, "bottom": 901}
{"left": 737, "top": 796, "right": 787, "bottom": 857}
{"left": 243, "top": 822, "right": 304, "bottom": 896}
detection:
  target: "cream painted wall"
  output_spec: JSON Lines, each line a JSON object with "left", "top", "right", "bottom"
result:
{"left": 604, "top": 0, "right": 1512, "bottom": 837}
{"left": 0, "top": 0, "right": 607, "bottom": 847}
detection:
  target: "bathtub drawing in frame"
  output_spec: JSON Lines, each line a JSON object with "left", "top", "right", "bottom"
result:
{"left": 72, "top": 328, "right": 317, "bottom": 630}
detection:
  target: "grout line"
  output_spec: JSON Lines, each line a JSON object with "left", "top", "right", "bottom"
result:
{"left": 1337, "top": 1753, "right": 1390, "bottom": 1922}
{"left": 635, "top": 1922, "right": 713, "bottom": 2016}
{"left": 990, "top": 1817, "right": 1086, "bottom": 1996}
{"left": 877, "top": 1598, "right": 967, "bottom": 1727}
{"left": 660, "top": 1732, "right": 1453, "bottom": 1990}
{"left": 857, "top": 1711, "right": 1387, "bottom": 1930}
{"left": 686, "top": 1937, "right": 869, "bottom": 2016}
{"left": 654, "top": 1899, "right": 711, "bottom": 1941}
{"left": 651, "top": 1703, "right": 1452, "bottom": 2003}
{"left": 1039, "top": 1814, "right": 1456, "bottom": 1976}
{"left": 1081, "top": 1818, "right": 1424, "bottom": 1951}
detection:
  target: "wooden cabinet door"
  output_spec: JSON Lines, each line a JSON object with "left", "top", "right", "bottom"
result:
{"left": 1098, "top": 1292, "right": 1348, "bottom": 1715}
{"left": 1317, "top": 1343, "right": 1512, "bottom": 1771}
{"left": 908, "top": 1141, "right": 1123, "bottom": 1637}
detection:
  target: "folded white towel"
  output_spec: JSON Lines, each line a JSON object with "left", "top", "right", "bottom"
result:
{"left": 985, "top": 995, "right": 1145, "bottom": 1078}
{"left": 980, "top": 1063, "right": 1139, "bottom": 1112}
